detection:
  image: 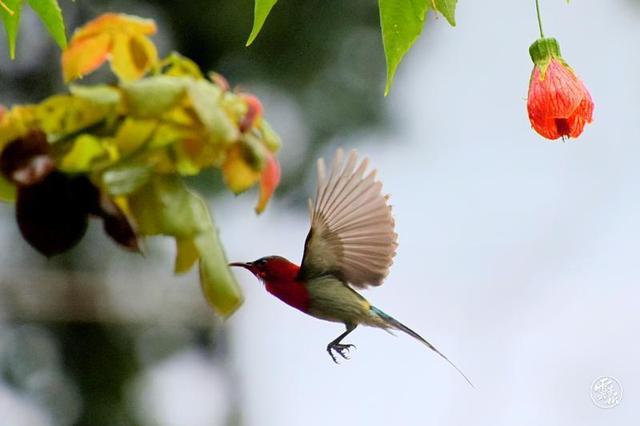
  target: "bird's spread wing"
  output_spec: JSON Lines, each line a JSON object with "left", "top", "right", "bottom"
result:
{"left": 298, "top": 148, "right": 397, "bottom": 288}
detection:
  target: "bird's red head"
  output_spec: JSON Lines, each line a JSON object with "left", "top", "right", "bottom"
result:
{"left": 229, "top": 256, "right": 299, "bottom": 283}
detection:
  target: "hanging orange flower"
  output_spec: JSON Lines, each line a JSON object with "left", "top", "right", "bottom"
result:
{"left": 527, "top": 38, "right": 594, "bottom": 140}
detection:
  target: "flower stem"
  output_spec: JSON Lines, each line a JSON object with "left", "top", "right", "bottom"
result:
{"left": 535, "top": 0, "right": 545, "bottom": 38}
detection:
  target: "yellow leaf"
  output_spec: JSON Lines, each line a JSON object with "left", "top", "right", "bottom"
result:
{"left": 161, "top": 52, "right": 204, "bottom": 79}
{"left": 0, "top": 105, "right": 38, "bottom": 150}
{"left": 111, "top": 32, "right": 158, "bottom": 82}
{"left": 173, "top": 139, "right": 220, "bottom": 175}
{"left": 162, "top": 105, "right": 196, "bottom": 127}
{"left": 114, "top": 118, "right": 157, "bottom": 154}
{"left": 222, "top": 144, "right": 261, "bottom": 194}
{"left": 71, "top": 13, "right": 156, "bottom": 41}
{"left": 148, "top": 122, "right": 196, "bottom": 150}
{"left": 145, "top": 150, "right": 175, "bottom": 173}
{"left": 175, "top": 238, "right": 198, "bottom": 274}
{"left": 62, "top": 32, "right": 111, "bottom": 82}
{"left": 35, "top": 95, "right": 109, "bottom": 138}
{"left": 113, "top": 196, "right": 132, "bottom": 217}
{"left": 62, "top": 13, "right": 158, "bottom": 82}
{"left": 60, "top": 134, "right": 109, "bottom": 173}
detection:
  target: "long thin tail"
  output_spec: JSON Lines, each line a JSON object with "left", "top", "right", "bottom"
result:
{"left": 371, "top": 306, "right": 474, "bottom": 387}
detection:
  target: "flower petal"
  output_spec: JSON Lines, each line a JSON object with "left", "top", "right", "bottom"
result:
{"left": 62, "top": 13, "right": 158, "bottom": 82}
{"left": 239, "top": 94, "right": 263, "bottom": 133}
{"left": 62, "top": 32, "right": 111, "bottom": 82}
{"left": 527, "top": 58, "right": 594, "bottom": 140}
{"left": 71, "top": 13, "right": 156, "bottom": 42}
{"left": 110, "top": 32, "right": 158, "bottom": 81}
{"left": 567, "top": 91, "right": 594, "bottom": 138}
{"left": 255, "top": 153, "right": 280, "bottom": 214}
{"left": 222, "top": 144, "right": 262, "bottom": 194}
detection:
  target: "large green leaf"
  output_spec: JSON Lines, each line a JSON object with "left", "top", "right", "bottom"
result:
{"left": 379, "top": 0, "right": 429, "bottom": 95}
{"left": 1, "top": 0, "right": 22, "bottom": 59}
{"left": 27, "top": 0, "right": 66, "bottom": 48}
{"left": 101, "top": 163, "right": 152, "bottom": 196}
{"left": 129, "top": 176, "right": 243, "bottom": 316}
{"left": 122, "top": 76, "right": 187, "bottom": 118}
{"left": 1, "top": 0, "right": 67, "bottom": 58}
{"left": 434, "top": 0, "right": 457, "bottom": 26}
{"left": 128, "top": 176, "right": 209, "bottom": 237}
{"left": 196, "top": 224, "right": 244, "bottom": 317}
{"left": 187, "top": 79, "right": 238, "bottom": 143}
{"left": 246, "top": 0, "right": 278, "bottom": 46}
{"left": 70, "top": 84, "right": 121, "bottom": 107}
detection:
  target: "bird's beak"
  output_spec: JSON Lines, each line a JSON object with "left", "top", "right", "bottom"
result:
{"left": 229, "top": 262, "right": 253, "bottom": 271}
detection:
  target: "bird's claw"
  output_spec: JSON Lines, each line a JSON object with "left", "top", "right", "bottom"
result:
{"left": 327, "top": 343, "right": 356, "bottom": 363}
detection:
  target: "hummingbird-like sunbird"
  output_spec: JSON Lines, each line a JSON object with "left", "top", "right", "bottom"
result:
{"left": 230, "top": 149, "right": 471, "bottom": 385}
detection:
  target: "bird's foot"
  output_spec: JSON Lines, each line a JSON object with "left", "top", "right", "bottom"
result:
{"left": 327, "top": 343, "right": 356, "bottom": 363}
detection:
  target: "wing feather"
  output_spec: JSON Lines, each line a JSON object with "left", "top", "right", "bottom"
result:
{"left": 299, "top": 148, "right": 397, "bottom": 287}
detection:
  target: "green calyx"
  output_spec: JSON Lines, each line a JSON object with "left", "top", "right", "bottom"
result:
{"left": 529, "top": 38, "right": 562, "bottom": 67}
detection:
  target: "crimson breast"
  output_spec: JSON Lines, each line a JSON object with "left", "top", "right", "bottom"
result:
{"left": 265, "top": 280, "right": 310, "bottom": 313}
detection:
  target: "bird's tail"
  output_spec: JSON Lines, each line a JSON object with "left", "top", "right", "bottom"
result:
{"left": 370, "top": 306, "right": 474, "bottom": 387}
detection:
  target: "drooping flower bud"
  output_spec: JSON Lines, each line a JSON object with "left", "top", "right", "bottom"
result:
{"left": 527, "top": 38, "right": 594, "bottom": 140}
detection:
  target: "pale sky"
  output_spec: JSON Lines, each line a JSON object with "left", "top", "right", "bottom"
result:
{"left": 221, "top": 0, "right": 640, "bottom": 425}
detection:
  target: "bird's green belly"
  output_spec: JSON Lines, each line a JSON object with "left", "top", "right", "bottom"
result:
{"left": 305, "top": 276, "right": 372, "bottom": 325}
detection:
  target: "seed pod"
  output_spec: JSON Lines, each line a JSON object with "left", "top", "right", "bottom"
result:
{"left": 94, "top": 193, "right": 140, "bottom": 252}
{"left": 16, "top": 172, "right": 90, "bottom": 257}
{"left": 0, "top": 131, "right": 54, "bottom": 185}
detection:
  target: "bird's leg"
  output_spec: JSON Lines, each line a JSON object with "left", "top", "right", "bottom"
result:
{"left": 327, "top": 324, "right": 357, "bottom": 363}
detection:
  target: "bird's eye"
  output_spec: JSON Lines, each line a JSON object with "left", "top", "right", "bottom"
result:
{"left": 254, "top": 258, "right": 267, "bottom": 266}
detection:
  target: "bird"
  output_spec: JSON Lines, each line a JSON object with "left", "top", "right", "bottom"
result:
{"left": 230, "top": 148, "right": 472, "bottom": 386}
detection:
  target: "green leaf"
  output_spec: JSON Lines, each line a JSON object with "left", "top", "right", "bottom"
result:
{"left": 35, "top": 95, "right": 111, "bottom": 140}
{"left": 379, "top": 0, "right": 429, "bottom": 95}
{"left": 175, "top": 237, "right": 198, "bottom": 273}
{"left": 187, "top": 80, "right": 238, "bottom": 143}
{"left": 59, "top": 134, "right": 108, "bottom": 173}
{"left": 128, "top": 175, "right": 243, "bottom": 316}
{"left": 122, "top": 76, "right": 187, "bottom": 118}
{"left": 113, "top": 118, "right": 157, "bottom": 154}
{"left": 259, "top": 120, "right": 282, "bottom": 152}
{"left": 196, "top": 227, "right": 244, "bottom": 317}
{"left": 1, "top": 0, "right": 67, "bottom": 58}
{"left": 1, "top": 0, "right": 22, "bottom": 59}
{"left": 0, "top": 174, "right": 16, "bottom": 201}
{"left": 246, "top": 0, "right": 278, "bottom": 46}
{"left": 70, "top": 84, "right": 121, "bottom": 107}
{"left": 434, "top": 0, "right": 457, "bottom": 26}
{"left": 101, "top": 163, "right": 152, "bottom": 196}
{"left": 27, "top": 0, "right": 66, "bottom": 48}
{"left": 161, "top": 52, "right": 204, "bottom": 79}
{"left": 128, "top": 175, "right": 209, "bottom": 238}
